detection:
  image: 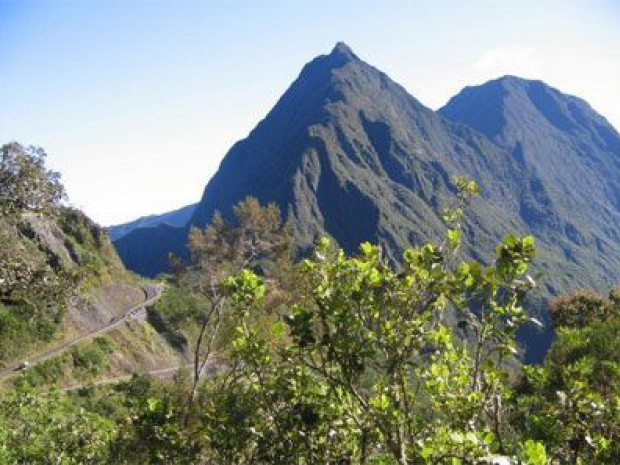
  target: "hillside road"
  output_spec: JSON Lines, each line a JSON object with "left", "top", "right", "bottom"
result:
{"left": 0, "top": 284, "right": 164, "bottom": 382}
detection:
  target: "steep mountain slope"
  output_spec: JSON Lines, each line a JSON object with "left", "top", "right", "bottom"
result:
{"left": 114, "top": 44, "right": 619, "bottom": 359}
{"left": 0, "top": 207, "right": 123, "bottom": 362}
{"left": 440, "top": 76, "right": 620, "bottom": 293}
{"left": 189, "top": 43, "right": 525, "bottom": 259}
{"left": 0, "top": 141, "right": 187, "bottom": 388}
{"left": 107, "top": 203, "right": 196, "bottom": 241}
{"left": 188, "top": 43, "right": 619, "bottom": 295}
{"left": 0, "top": 207, "right": 187, "bottom": 385}
{"left": 114, "top": 43, "right": 524, "bottom": 277}
{"left": 113, "top": 223, "right": 187, "bottom": 277}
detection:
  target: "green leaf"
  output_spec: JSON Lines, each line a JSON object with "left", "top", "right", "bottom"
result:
{"left": 270, "top": 321, "right": 286, "bottom": 338}
{"left": 521, "top": 439, "right": 548, "bottom": 465}
{"left": 360, "top": 242, "right": 373, "bottom": 256}
{"left": 447, "top": 229, "right": 461, "bottom": 247}
{"left": 147, "top": 398, "right": 161, "bottom": 412}
{"left": 503, "top": 234, "right": 517, "bottom": 247}
{"left": 522, "top": 235, "right": 535, "bottom": 248}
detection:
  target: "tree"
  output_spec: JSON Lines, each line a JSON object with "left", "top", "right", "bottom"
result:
{"left": 549, "top": 288, "right": 619, "bottom": 328}
{"left": 189, "top": 178, "right": 545, "bottom": 464}
{"left": 0, "top": 388, "right": 117, "bottom": 464}
{"left": 171, "top": 197, "right": 293, "bottom": 408}
{"left": 516, "top": 286, "right": 620, "bottom": 464}
{"left": 0, "top": 143, "right": 76, "bottom": 363}
{"left": 0, "top": 142, "right": 65, "bottom": 216}
{"left": 0, "top": 142, "right": 67, "bottom": 301}
{"left": 218, "top": 234, "right": 541, "bottom": 463}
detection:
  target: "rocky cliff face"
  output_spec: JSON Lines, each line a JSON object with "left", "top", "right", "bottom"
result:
{"left": 1, "top": 209, "right": 125, "bottom": 295}
{"left": 0, "top": 207, "right": 134, "bottom": 365}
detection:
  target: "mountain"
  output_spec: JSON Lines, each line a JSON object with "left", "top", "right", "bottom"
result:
{"left": 113, "top": 223, "right": 187, "bottom": 277}
{"left": 107, "top": 203, "right": 196, "bottom": 241}
{"left": 113, "top": 44, "right": 620, "bottom": 360}
{"left": 116, "top": 42, "right": 525, "bottom": 275}
{"left": 0, "top": 141, "right": 187, "bottom": 389}
{"left": 439, "top": 76, "right": 620, "bottom": 293}
{"left": 0, "top": 203, "right": 185, "bottom": 382}
{"left": 189, "top": 43, "right": 525, "bottom": 256}
{"left": 188, "top": 44, "right": 620, "bottom": 291}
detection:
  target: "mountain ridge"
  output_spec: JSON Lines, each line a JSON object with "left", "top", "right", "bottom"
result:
{"left": 440, "top": 75, "right": 620, "bottom": 292}
{"left": 107, "top": 203, "right": 196, "bottom": 241}
{"left": 189, "top": 43, "right": 525, "bottom": 256}
{"left": 113, "top": 44, "right": 620, "bottom": 359}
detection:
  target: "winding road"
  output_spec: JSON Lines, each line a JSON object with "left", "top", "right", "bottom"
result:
{"left": 0, "top": 284, "right": 164, "bottom": 382}
{"left": 56, "top": 360, "right": 227, "bottom": 393}
{"left": 57, "top": 365, "right": 191, "bottom": 392}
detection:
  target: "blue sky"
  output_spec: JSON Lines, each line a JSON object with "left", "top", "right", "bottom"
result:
{"left": 1, "top": 0, "right": 619, "bottom": 225}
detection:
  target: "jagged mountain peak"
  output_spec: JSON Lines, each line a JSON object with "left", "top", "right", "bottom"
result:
{"left": 294, "top": 41, "right": 361, "bottom": 83}
{"left": 291, "top": 41, "right": 408, "bottom": 104}
{"left": 196, "top": 43, "right": 433, "bottom": 229}
{"left": 330, "top": 41, "right": 358, "bottom": 59}
{"left": 441, "top": 76, "right": 620, "bottom": 299}
{"left": 311, "top": 41, "right": 360, "bottom": 71}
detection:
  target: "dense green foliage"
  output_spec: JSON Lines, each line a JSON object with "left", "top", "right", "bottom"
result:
{"left": 0, "top": 299, "right": 60, "bottom": 363}
{"left": 0, "top": 388, "right": 119, "bottom": 464}
{"left": 515, "top": 288, "right": 620, "bottom": 463}
{"left": 59, "top": 207, "right": 127, "bottom": 282}
{"left": 0, "top": 230, "right": 548, "bottom": 463}
{"left": 1, "top": 188, "right": 619, "bottom": 463}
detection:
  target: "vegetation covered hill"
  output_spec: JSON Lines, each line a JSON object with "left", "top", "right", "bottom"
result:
{"left": 116, "top": 44, "right": 518, "bottom": 278}
{"left": 0, "top": 142, "right": 184, "bottom": 384}
{"left": 188, "top": 43, "right": 524, "bottom": 259}
{"left": 113, "top": 44, "right": 620, "bottom": 298}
